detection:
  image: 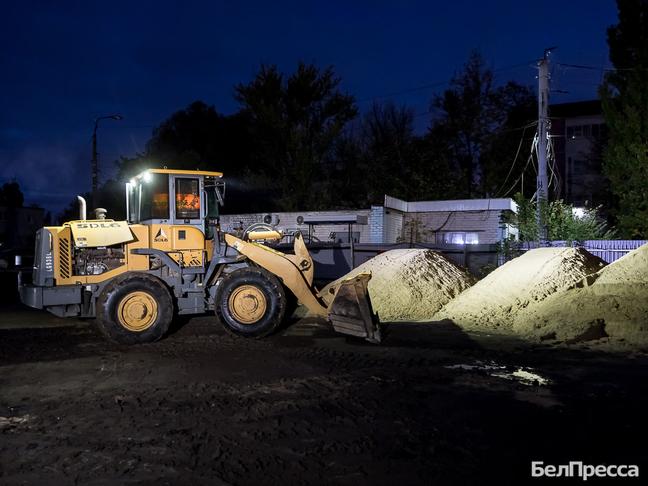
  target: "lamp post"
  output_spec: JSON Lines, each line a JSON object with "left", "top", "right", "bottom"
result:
{"left": 92, "top": 114, "right": 123, "bottom": 209}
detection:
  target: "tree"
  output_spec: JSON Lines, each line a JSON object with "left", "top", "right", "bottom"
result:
{"left": 430, "top": 51, "right": 536, "bottom": 198}
{"left": 323, "top": 129, "right": 371, "bottom": 209}
{"left": 359, "top": 102, "right": 419, "bottom": 203}
{"left": 0, "top": 181, "right": 24, "bottom": 208}
{"left": 117, "top": 101, "right": 226, "bottom": 180}
{"left": 600, "top": 0, "right": 648, "bottom": 238}
{"left": 115, "top": 101, "right": 271, "bottom": 213}
{"left": 235, "top": 62, "right": 358, "bottom": 210}
{"left": 107, "top": 55, "right": 536, "bottom": 217}
{"left": 506, "top": 193, "right": 614, "bottom": 243}
{"left": 346, "top": 101, "right": 459, "bottom": 206}
{"left": 479, "top": 83, "right": 536, "bottom": 197}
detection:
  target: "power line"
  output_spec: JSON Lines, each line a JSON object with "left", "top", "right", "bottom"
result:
{"left": 556, "top": 62, "right": 644, "bottom": 72}
{"left": 499, "top": 151, "right": 535, "bottom": 199}
{"left": 498, "top": 128, "right": 547, "bottom": 199}
{"left": 494, "top": 124, "right": 531, "bottom": 197}
{"left": 357, "top": 80, "right": 449, "bottom": 103}
{"left": 357, "top": 60, "right": 537, "bottom": 104}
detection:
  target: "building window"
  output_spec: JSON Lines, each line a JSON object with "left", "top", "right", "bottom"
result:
{"left": 442, "top": 232, "right": 479, "bottom": 245}
{"left": 591, "top": 124, "right": 599, "bottom": 138}
{"left": 567, "top": 123, "right": 605, "bottom": 140}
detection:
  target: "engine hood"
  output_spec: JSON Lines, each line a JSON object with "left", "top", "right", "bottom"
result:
{"left": 68, "top": 220, "right": 135, "bottom": 248}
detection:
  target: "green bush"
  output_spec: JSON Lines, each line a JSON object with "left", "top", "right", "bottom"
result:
{"left": 505, "top": 193, "right": 615, "bottom": 243}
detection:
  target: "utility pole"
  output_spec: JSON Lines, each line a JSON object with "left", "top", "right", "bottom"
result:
{"left": 536, "top": 48, "right": 553, "bottom": 242}
{"left": 91, "top": 114, "right": 123, "bottom": 210}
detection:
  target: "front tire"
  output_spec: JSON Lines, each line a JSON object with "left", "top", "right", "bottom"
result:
{"left": 215, "top": 267, "right": 286, "bottom": 338}
{"left": 96, "top": 273, "right": 173, "bottom": 345}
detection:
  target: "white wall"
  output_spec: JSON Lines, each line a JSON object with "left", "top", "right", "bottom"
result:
{"left": 221, "top": 196, "right": 517, "bottom": 245}
{"left": 220, "top": 209, "right": 372, "bottom": 243}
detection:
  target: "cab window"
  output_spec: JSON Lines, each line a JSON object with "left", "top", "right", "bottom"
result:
{"left": 140, "top": 173, "right": 169, "bottom": 220}
{"left": 175, "top": 178, "right": 200, "bottom": 219}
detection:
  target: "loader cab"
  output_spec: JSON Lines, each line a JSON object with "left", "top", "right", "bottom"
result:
{"left": 126, "top": 169, "right": 224, "bottom": 237}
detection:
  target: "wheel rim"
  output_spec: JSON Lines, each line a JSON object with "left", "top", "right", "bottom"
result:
{"left": 117, "top": 291, "right": 158, "bottom": 332}
{"left": 228, "top": 285, "right": 267, "bottom": 324}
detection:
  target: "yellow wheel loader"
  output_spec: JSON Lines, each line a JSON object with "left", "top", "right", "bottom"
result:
{"left": 18, "top": 169, "right": 381, "bottom": 344}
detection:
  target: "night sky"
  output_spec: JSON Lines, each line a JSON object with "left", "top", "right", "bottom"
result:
{"left": 1, "top": 0, "right": 617, "bottom": 215}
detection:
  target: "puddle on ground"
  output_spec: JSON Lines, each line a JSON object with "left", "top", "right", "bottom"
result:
{"left": 0, "top": 414, "right": 32, "bottom": 429}
{"left": 445, "top": 361, "right": 551, "bottom": 386}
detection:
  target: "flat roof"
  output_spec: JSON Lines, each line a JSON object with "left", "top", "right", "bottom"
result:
{"left": 550, "top": 100, "right": 601, "bottom": 118}
{"left": 302, "top": 214, "right": 368, "bottom": 225}
{"left": 385, "top": 195, "right": 518, "bottom": 213}
{"left": 138, "top": 168, "right": 223, "bottom": 178}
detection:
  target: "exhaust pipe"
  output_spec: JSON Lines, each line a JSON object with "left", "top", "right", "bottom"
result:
{"left": 77, "top": 195, "right": 87, "bottom": 220}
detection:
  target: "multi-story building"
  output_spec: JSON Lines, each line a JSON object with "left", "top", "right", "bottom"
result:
{"left": 550, "top": 100, "right": 608, "bottom": 207}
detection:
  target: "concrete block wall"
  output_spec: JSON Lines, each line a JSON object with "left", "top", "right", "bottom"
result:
{"left": 384, "top": 209, "right": 404, "bottom": 244}
{"left": 368, "top": 206, "right": 384, "bottom": 244}
{"left": 220, "top": 197, "right": 516, "bottom": 245}
{"left": 220, "top": 209, "right": 373, "bottom": 243}
{"left": 402, "top": 210, "right": 507, "bottom": 245}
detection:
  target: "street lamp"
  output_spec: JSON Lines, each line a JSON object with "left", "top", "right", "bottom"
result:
{"left": 92, "top": 114, "right": 123, "bottom": 209}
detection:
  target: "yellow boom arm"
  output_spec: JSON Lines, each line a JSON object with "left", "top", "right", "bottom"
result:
{"left": 224, "top": 232, "right": 327, "bottom": 316}
{"left": 224, "top": 232, "right": 382, "bottom": 343}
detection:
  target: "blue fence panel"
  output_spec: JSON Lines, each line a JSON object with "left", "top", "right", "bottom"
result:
{"left": 582, "top": 240, "right": 647, "bottom": 264}
{"left": 518, "top": 240, "right": 647, "bottom": 264}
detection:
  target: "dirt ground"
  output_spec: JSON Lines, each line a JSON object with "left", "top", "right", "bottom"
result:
{"left": 1, "top": 304, "right": 648, "bottom": 485}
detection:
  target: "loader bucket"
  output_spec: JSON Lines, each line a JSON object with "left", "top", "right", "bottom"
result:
{"left": 327, "top": 272, "right": 382, "bottom": 344}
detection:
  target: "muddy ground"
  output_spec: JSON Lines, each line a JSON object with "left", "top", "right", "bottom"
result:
{"left": 1, "top": 303, "right": 648, "bottom": 485}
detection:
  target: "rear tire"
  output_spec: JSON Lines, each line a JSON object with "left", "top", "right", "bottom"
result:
{"left": 96, "top": 273, "right": 173, "bottom": 345}
{"left": 215, "top": 267, "right": 286, "bottom": 338}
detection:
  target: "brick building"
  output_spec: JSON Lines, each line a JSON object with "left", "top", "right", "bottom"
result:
{"left": 219, "top": 195, "right": 518, "bottom": 245}
{"left": 550, "top": 100, "right": 607, "bottom": 206}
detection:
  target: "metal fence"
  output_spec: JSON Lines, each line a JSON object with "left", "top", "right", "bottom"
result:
{"left": 520, "top": 240, "right": 647, "bottom": 264}
{"left": 283, "top": 239, "right": 647, "bottom": 282}
{"left": 289, "top": 242, "right": 500, "bottom": 281}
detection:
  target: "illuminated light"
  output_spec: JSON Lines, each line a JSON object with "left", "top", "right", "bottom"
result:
{"left": 443, "top": 231, "right": 479, "bottom": 245}
{"left": 451, "top": 233, "right": 465, "bottom": 245}
{"left": 129, "top": 178, "right": 136, "bottom": 186}
{"left": 572, "top": 207, "right": 586, "bottom": 219}
{"left": 143, "top": 172, "right": 152, "bottom": 183}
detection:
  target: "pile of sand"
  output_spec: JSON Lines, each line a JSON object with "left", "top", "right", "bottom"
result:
{"left": 434, "top": 247, "right": 606, "bottom": 331}
{"left": 591, "top": 242, "right": 648, "bottom": 285}
{"left": 513, "top": 244, "right": 648, "bottom": 345}
{"left": 321, "top": 249, "right": 475, "bottom": 322}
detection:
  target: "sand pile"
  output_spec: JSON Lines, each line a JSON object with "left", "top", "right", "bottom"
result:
{"left": 513, "top": 244, "right": 648, "bottom": 345}
{"left": 434, "top": 247, "right": 606, "bottom": 331}
{"left": 591, "top": 242, "right": 648, "bottom": 285}
{"left": 322, "top": 249, "right": 475, "bottom": 321}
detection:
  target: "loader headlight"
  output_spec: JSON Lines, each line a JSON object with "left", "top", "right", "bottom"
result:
{"left": 143, "top": 172, "right": 152, "bottom": 183}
